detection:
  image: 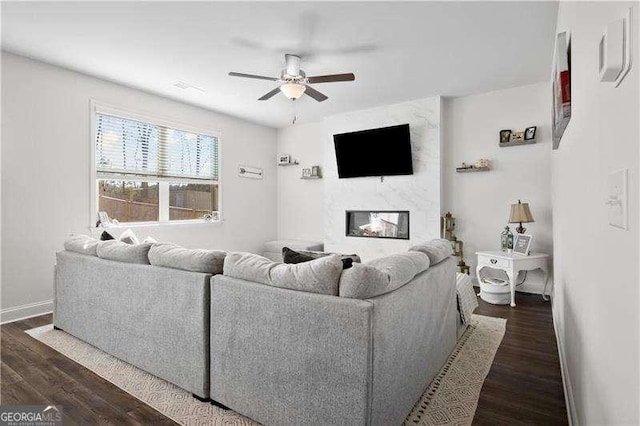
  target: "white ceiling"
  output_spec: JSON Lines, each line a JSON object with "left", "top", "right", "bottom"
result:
{"left": 1, "top": 1, "right": 558, "bottom": 129}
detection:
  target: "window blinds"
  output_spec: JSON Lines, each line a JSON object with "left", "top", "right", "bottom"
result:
{"left": 95, "top": 113, "right": 219, "bottom": 181}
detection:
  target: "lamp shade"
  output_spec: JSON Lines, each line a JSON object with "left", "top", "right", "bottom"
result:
{"left": 280, "top": 83, "right": 306, "bottom": 99}
{"left": 509, "top": 201, "right": 534, "bottom": 223}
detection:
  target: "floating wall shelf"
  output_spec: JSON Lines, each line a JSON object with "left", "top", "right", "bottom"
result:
{"left": 456, "top": 166, "right": 491, "bottom": 173}
{"left": 278, "top": 161, "right": 299, "bottom": 166}
{"left": 300, "top": 176, "right": 322, "bottom": 180}
{"left": 499, "top": 139, "right": 536, "bottom": 148}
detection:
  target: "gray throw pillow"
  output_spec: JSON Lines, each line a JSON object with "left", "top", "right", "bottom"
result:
{"left": 339, "top": 251, "right": 430, "bottom": 299}
{"left": 224, "top": 252, "right": 344, "bottom": 295}
{"left": 64, "top": 235, "right": 99, "bottom": 256}
{"left": 97, "top": 240, "right": 152, "bottom": 264}
{"left": 148, "top": 242, "right": 226, "bottom": 274}
{"left": 409, "top": 239, "right": 453, "bottom": 265}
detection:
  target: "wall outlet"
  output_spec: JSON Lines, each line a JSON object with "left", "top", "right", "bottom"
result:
{"left": 607, "top": 168, "right": 627, "bottom": 229}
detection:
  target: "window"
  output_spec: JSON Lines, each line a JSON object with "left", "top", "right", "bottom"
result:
{"left": 93, "top": 106, "right": 220, "bottom": 224}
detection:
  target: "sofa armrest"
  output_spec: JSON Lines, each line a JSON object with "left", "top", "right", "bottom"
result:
{"left": 210, "top": 275, "right": 373, "bottom": 425}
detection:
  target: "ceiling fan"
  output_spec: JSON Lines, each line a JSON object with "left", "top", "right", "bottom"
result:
{"left": 228, "top": 54, "right": 355, "bottom": 102}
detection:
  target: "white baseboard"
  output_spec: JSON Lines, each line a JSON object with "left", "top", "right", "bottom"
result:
{"left": 551, "top": 295, "right": 578, "bottom": 425}
{"left": 1, "top": 299, "right": 53, "bottom": 324}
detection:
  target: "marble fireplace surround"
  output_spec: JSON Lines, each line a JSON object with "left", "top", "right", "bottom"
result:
{"left": 324, "top": 97, "right": 442, "bottom": 261}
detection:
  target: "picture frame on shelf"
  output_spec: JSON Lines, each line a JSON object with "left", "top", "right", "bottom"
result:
{"left": 277, "top": 154, "right": 291, "bottom": 165}
{"left": 311, "top": 165, "right": 321, "bottom": 177}
{"left": 513, "top": 234, "right": 533, "bottom": 256}
{"left": 525, "top": 126, "right": 537, "bottom": 140}
{"left": 302, "top": 168, "right": 312, "bottom": 178}
{"left": 499, "top": 129, "right": 512, "bottom": 144}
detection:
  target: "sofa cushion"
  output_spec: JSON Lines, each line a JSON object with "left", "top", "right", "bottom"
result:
{"left": 282, "top": 247, "right": 357, "bottom": 269}
{"left": 339, "top": 252, "right": 430, "bottom": 299}
{"left": 148, "top": 242, "right": 226, "bottom": 274}
{"left": 224, "top": 252, "right": 343, "bottom": 295}
{"left": 64, "top": 235, "right": 99, "bottom": 256}
{"left": 97, "top": 240, "right": 152, "bottom": 264}
{"left": 409, "top": 239, "right": 453, "bottom": 265}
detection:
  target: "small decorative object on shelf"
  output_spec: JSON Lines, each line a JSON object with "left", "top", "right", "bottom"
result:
{"left": 311, "top": 165, "right": 321, "bottom": 177}
{"left": 500, "top": 226, "right": 514, "bottom": 252}
{"left": 302, "top": 168, "right": 312, "bottom": 178}
{"left": 499, "top": 129, "right": 512, "bottom": 143}
{"left": 456, "top": 159, "right": 491, "bottom": 173}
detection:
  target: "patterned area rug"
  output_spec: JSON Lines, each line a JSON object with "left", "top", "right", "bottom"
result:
{"left": 26, "top": 314, "right": 505, "bottom": 426}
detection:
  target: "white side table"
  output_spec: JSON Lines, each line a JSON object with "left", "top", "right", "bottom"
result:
{"left": 476, "top": 251, "right": 550, "bottom": 307}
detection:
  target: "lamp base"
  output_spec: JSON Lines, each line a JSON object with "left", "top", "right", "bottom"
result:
{"left": 516, "top": 223, "right": 526, "bottom": 234}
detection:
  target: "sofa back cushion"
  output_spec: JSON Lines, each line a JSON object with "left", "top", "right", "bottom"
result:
{"left": 97, "top": 240, "right": 152, "bottom": 264}
{"left": 409, "top": 239, "right": 453, "bottom": 265}
{"left": 149, "top": 242, "right": 226, "bottom": 274}
{"left": 339, "top": 251, "right": 430, "bottom": 299}
{"left": 64, "top": 235, "right": 99, "bottom": 256}
{"left": 224, "top": 252, "right": 343, "bottom": 295}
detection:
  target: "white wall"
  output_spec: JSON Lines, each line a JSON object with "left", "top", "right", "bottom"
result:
{"left": 276, "top": 122, "right": 324, "bottom": 242}
{"left": 323, "top": 98, "right": 441, "bottom": 261}
{"left": 1, "top": 52, "right": 277, "bottom": 321}
{"left": 442, "top": 83, "right": 553, "bottom": 294}
{"left": 552, "top": 2, "right": 639, "bottom": 424}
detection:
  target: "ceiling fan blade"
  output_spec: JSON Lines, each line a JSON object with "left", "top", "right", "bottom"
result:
{"left": 258, "top": 87, "right": 281, "bottom": 101}
{"left": 229, "top": 72, "right": 278, "bottom": 81}
{"left": 304, "top": 85, "right": 328, "bottom": 102}
{"left": 307, "top": 73, "right": 355, "bottom": 84}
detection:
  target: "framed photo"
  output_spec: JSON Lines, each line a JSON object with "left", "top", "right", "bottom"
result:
{"left": 513, "top": 234, "right": 533, "bottom": 256}
{"left": 499, "top": 129, "right": 512, "bottom": 144}
{"left": 525, "top": 126, "right": 537, "bottom": 140}
{"left": 277, "top": 154, "right": 291, "bottom": 165}
{"left": 302, "top": 168, "right": 312, "bottom": 178}
{"left": 97, "top": 211, "right": 111, "bottom": 227}
{"left": 512, "top": 131, "right": 525, "bottom": 142}
{"left": 311, "top": 165, "right": 321, "bottom": 177}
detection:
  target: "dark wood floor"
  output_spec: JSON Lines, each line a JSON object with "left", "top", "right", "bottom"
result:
{"left": 1, "top": 292, "right": 567, "bottom": 425}
{"left": 474, "top": 292, "right": 568, "bottom": 425}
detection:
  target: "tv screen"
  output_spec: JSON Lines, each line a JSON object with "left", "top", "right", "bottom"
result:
{"left": 333, "top": 124, "right": 413, "bottom": 178}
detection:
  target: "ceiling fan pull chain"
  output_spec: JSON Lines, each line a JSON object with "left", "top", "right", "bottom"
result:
{"left": 292, "top": 99, "right": 297, "bottom": 125}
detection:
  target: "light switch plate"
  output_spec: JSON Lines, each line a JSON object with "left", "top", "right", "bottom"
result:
{"left": 608, "top": 168, "right": 627, "bottom": 229}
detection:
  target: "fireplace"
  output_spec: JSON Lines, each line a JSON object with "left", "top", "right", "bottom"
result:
{"left": 345, "top": 210, "right": 410, "bottom": 240}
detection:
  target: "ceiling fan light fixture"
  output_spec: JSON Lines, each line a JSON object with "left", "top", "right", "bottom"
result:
{"left": 280, "top": 83, "right": 306, "bottom": 99}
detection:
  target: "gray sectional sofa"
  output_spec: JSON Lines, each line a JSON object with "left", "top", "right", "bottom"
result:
{"left": 55, "top": 235, "right": 458, "bottom": 425}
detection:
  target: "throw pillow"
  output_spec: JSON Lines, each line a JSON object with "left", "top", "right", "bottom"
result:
{"left": 100, "top": 231, "right": 115, "bottom": 241}
{"left": 119, "top": 228, "right": 139, "bottom": 245}
{"left": 282, "top": 247, "right": 355, "bottom": 269}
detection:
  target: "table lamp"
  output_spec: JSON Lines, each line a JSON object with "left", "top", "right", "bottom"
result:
{"left": 509, "top": 200, "right": 534, "bottom": 234}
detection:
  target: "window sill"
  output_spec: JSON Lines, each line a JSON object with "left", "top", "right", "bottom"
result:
{"left": 89, "top": 219, "right": 224, "bottom": 232}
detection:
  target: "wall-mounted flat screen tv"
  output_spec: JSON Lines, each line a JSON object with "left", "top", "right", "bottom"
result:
{"left": 333, "top": 124, "right": 413, "bottom": 178}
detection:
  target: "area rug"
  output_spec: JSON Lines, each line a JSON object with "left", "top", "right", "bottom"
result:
{"left": 26, "top": 314, "right": 505, "bottom": 426}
